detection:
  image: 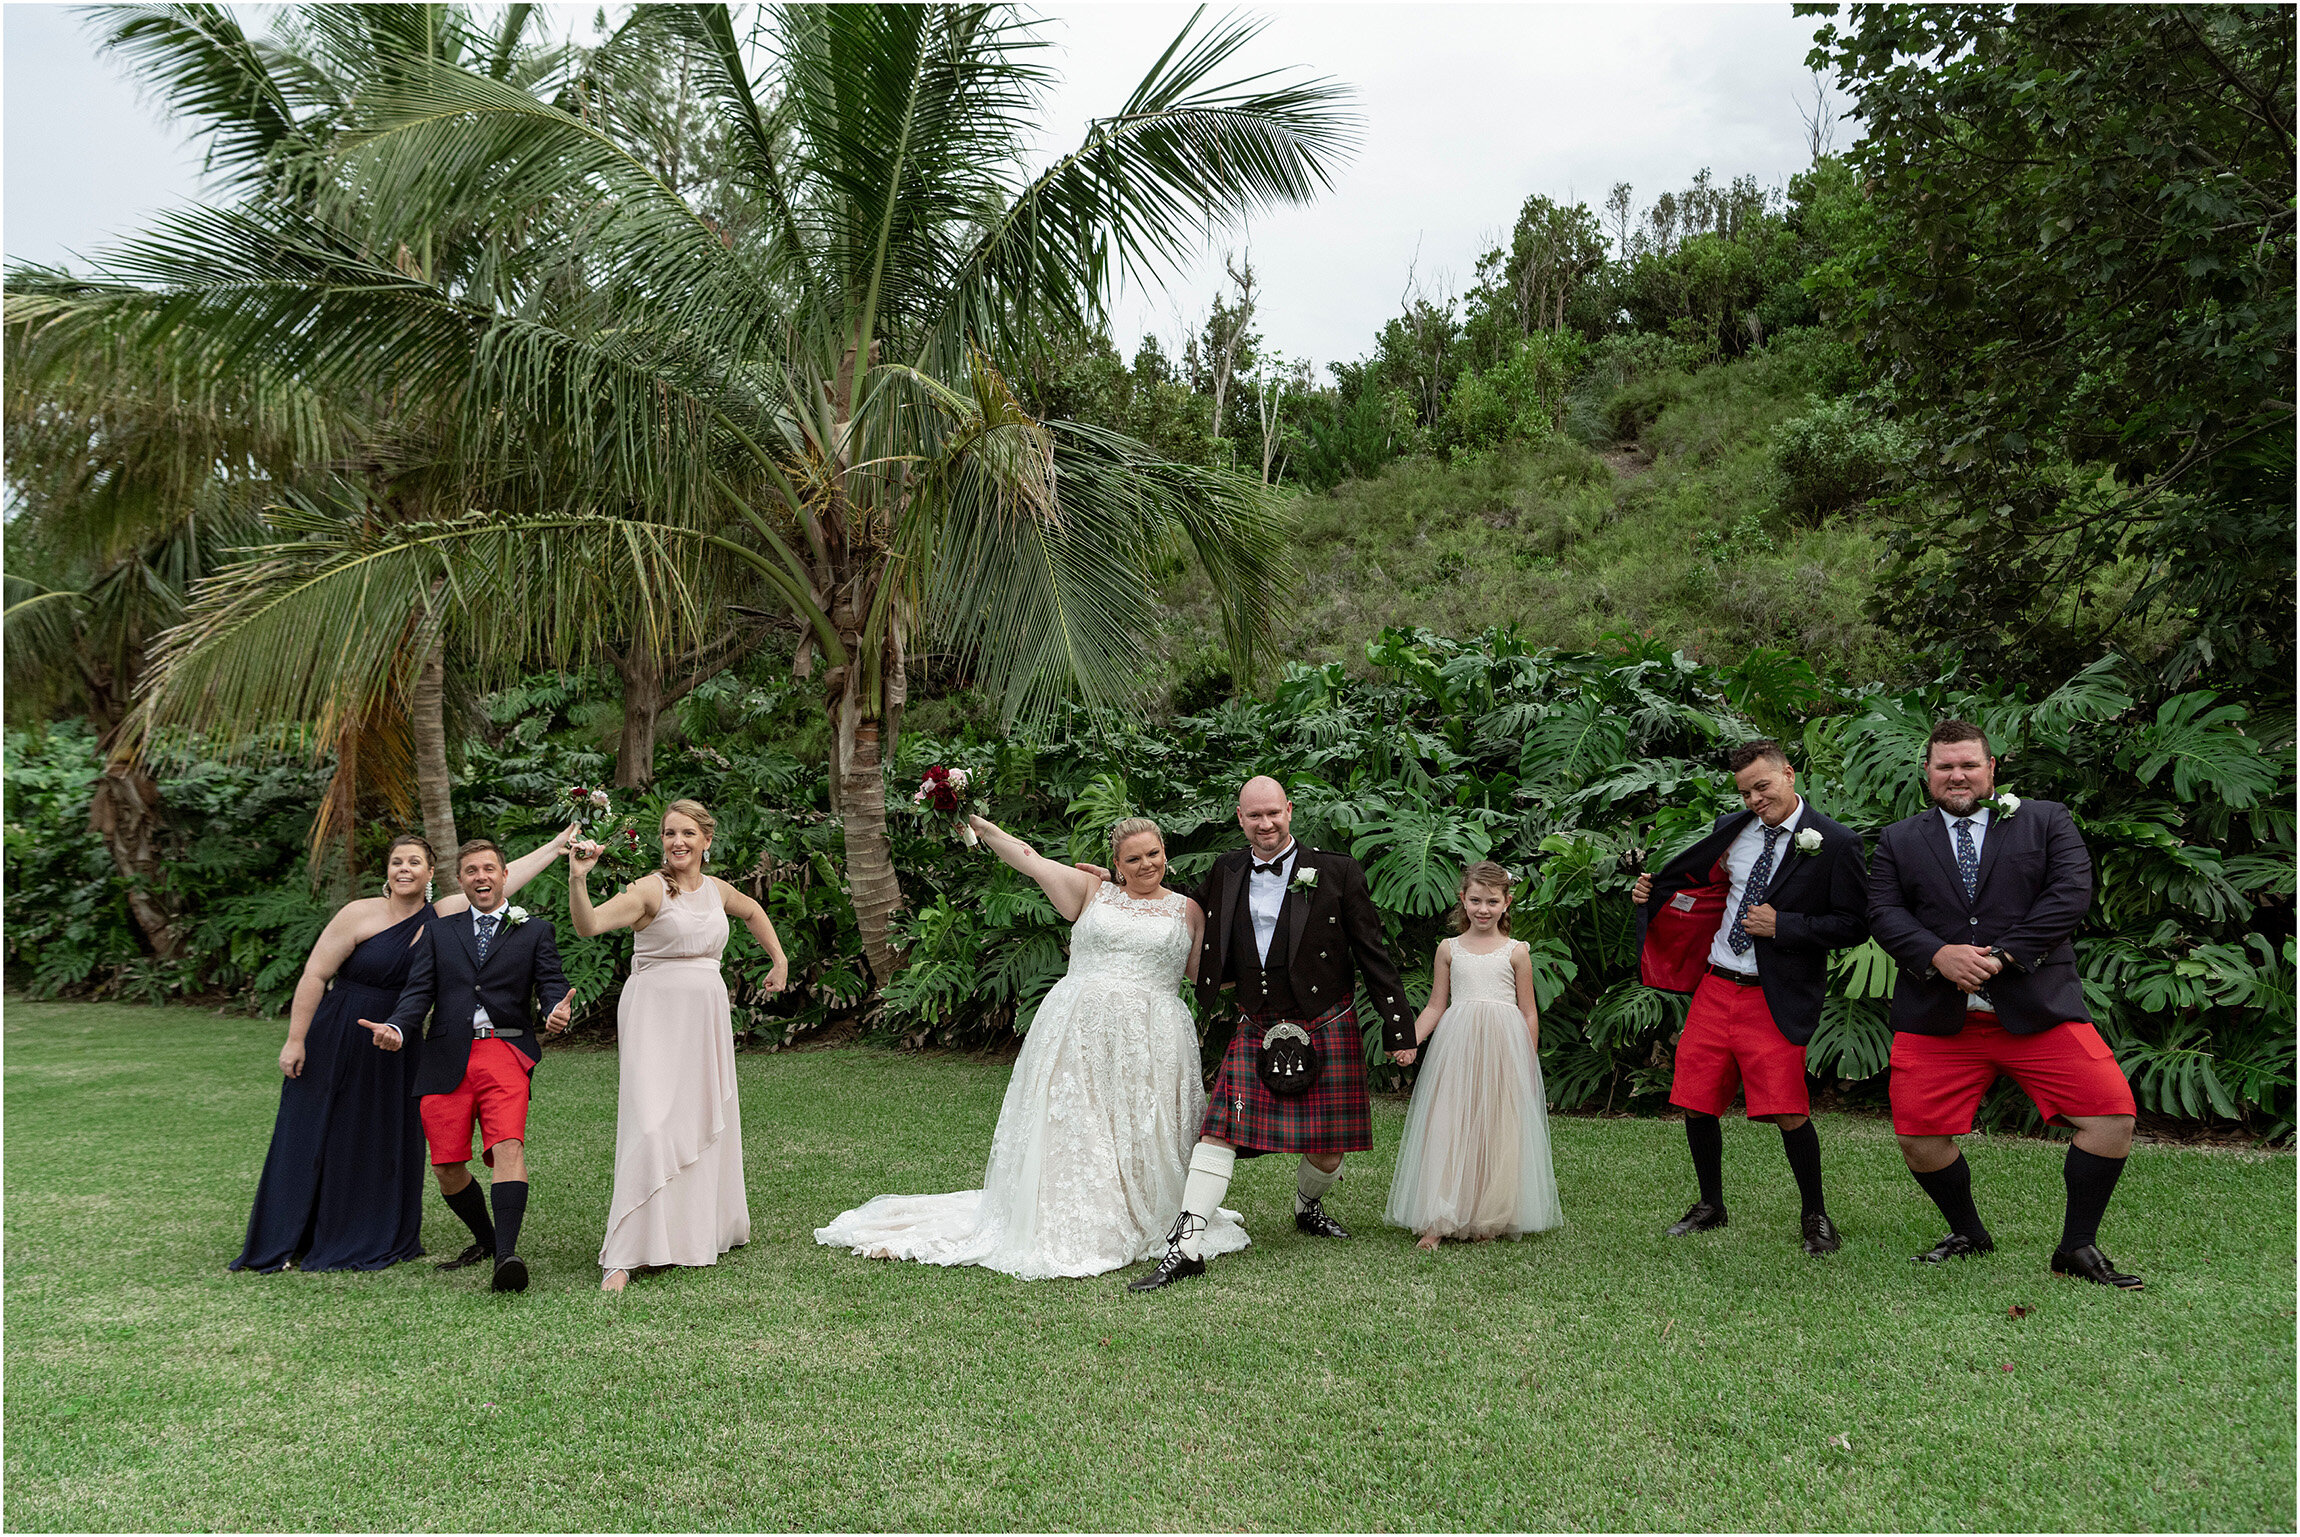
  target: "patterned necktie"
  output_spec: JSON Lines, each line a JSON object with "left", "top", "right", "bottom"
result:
{"left": 1953, "top": 817, "right": 1979, "bottom": 900}
{"left": 476, "top": 911, "right": 499, "bottom": 962}
{"left": 1726, "top": 824, "right": 1785, "bottom": 956}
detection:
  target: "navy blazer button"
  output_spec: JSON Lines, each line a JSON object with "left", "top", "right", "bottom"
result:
{"left": 1969, "top": 917, "right": 1979, "bottom": 926}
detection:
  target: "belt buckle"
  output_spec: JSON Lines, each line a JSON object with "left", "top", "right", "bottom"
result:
{"left": 472, "top": 1022, "right": 496, "bottom": 1039}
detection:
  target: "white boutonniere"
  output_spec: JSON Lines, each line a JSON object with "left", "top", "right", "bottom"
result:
{"left": 1794, "top": 827, "right": 1824, "bottom": 855}
{"left": 503, "top": 905, "right": 531, "bottom": 927}
{"left": 1985, "top": 791, "right": 2022, "bottom": 818}
{"left": 1289, "top": 864, "right": 1320, "bottom": 891}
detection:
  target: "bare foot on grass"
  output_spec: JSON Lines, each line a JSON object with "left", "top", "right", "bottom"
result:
{"left": 602, "top": 1268, "right": 629, "bottom": 1293}
{"left": 1417, "top": 1232, "right": 1442, "bottom": 1252}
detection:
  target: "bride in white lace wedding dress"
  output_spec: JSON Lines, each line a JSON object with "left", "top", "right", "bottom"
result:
{"left": 815, "top": 814, "right": 1248, "bottom": 1279}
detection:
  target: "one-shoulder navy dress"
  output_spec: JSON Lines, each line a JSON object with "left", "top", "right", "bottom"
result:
{"left": 232, "top": 905, "right": 433, "bottom": 1272}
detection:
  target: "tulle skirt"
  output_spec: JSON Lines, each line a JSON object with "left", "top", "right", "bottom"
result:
{"left": 1385, "top": 998, "right": 1563, "bottom": 1240}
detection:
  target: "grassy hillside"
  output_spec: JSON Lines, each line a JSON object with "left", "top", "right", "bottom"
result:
{"left": 1154, "top": 338, "right": 1899, "bottom": 699}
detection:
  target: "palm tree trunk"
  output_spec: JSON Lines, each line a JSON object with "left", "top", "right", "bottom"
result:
{"left": 411, "top": 638, "right": 458, "bottom": 855}
{"left": 611, "top": 646, "right": 663, "bottom": 789}
{"left": 87, "top": 756, "right": 180, "bottom": 960}
{"left": 829, "top": 666, "right": 904, "bottom": 988}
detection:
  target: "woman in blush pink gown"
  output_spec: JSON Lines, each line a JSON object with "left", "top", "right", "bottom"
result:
{"left": 569, "top": 798, "right": 789, "bottom": 1292}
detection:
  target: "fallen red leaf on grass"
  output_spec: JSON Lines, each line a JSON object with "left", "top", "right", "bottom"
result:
{"left": 2008, "top": 1304, "right": 2032, "bottom": 1318}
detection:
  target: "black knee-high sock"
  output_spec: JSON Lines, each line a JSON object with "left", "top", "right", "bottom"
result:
{"left": 491, "top": 1181, "right": 528, "bottom": 1261}
{"left": 2059, "top": 1146, "right": 2127, "bottom": 1253}
{"left": 443, "top": 1180, "right": 496, "bottom": 1251}
{"left": 1911, "top": 1153, "right": 1989, "bottom": 1243}
{"left": 1685, "top": 1115, "right": 1725, "bottom": 1208}
{"left": 1779, "top": 1120, "right": 1826, "bottom": 1218}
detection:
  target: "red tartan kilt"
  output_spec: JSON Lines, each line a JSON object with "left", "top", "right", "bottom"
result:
{"left": 1199, "top": 1005, "right": 1372, "bottom": 1155}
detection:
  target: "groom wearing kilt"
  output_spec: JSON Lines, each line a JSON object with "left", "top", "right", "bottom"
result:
{"left": 1132, "top": 775, "right": 1416, "bottom": 1291}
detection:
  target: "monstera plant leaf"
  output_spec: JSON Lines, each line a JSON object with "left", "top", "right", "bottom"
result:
{"left": 1807, "top": 994, "right": 1893, "bottom": 1082}
{"left": 2130, "top": 692, "right": 2279, "bottom": 809}
{"left": 1348, "top": 805, "right": 1495, "bottom": 916}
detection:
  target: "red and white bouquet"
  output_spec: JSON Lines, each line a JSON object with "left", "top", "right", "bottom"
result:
{"left": 912, "top": 765, "right": 980, "bottom": 846}
{"left": 564, "top": 784, "right": 650, "bottom": 879}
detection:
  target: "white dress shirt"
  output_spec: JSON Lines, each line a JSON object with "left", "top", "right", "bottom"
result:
{"left": 1707, "top": 798, "right": 1805, "bottom": 975}
{"left": 1245, "top": 842, "right": 1300, "bottom": 964}
{"left": 1938, "top": 805, "right": 1994, "bottom": 1009}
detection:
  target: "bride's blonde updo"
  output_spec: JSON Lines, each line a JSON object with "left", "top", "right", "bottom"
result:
{"left": 1107, "top": 816, "right": 1164, "bottom": 874}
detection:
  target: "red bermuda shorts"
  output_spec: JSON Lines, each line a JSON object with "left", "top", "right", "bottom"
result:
{"left": 1889, "top": 1012, "right": 2136, "bottom": 1136}
{"left": 420, "top": 1038, "right": 534, "bottom": 1167}
{"left": 1669, "top": 971, "right": 1810, "bottom": 1119}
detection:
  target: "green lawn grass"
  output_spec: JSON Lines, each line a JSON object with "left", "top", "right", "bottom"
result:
{"left": 6, "top": 998, "right": 2292, "bottom": 1531}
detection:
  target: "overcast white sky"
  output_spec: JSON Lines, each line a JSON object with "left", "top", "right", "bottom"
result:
{"left": 2, "top": 1, "right": 1848, "bottom": 374}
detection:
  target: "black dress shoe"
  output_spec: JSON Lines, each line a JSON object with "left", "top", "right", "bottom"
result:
{"left": 491, "top": 1254, "right": 530, "bottom": 1293}
{"left": 1801, "top": 1212, "right": 1842, "bottom": 1255}
{"left": 1128, "top": 1246, "right": 1206, "bottom": 1291}
{"left": 1666, "top": 1201, "right": 1728, "bottom": 1236}
{"left": 2052, "top": 1243, "right": 2143, "bottom": 1290}
{"left": 1294, "top": 1199, "right": 1350, "bottom": 1238}
{"left": 436, "top": 1242, "right": 491, "bottom": 1272}
{"left": 1913, "top": 1232, "right": 1995, "bottom": 1263}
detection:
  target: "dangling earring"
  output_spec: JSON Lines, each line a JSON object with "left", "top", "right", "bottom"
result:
{"left": 425, "top": 879, "right": 435, "bottom": 903}
{"left": 702, "top": 845, "right": 710, "bottom": 865}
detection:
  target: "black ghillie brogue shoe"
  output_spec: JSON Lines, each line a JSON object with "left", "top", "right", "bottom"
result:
{"left": 1129, "top": 1213, "right": 1206, "bottom": 1292}
{"left": 2051, "top": 1243, "right": 2143, "bottom": 1290}
{"left": 1913, "top": 1232, "right": 1995, "bottom": 1264}
{"left": 436, "top": 1242, "right": 491, "bottom": 1272}
{"left": 1665, "top": 1201, "right": 1728, "bottom": 1236}
{"left": 1294, "top": 1198, "right": 1350, "bottom": 1238}
{"left": 491, "top": 1254, "right": 530, "bottom": 1293}
{"left": 1801, "top": 1212, "right": 1843, "bottom": 1255}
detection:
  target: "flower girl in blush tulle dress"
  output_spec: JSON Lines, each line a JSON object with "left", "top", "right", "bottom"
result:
{"left": 1386, "top": 861, "right": 1563, "bottom": 1249}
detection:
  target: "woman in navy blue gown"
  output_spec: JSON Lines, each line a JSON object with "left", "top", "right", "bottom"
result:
{"left": 232, "top": 827, "right": 571, "bottom": 1273}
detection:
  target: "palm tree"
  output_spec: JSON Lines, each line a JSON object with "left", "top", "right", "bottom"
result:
{"left": 15, "top": 3, "right": 1354, "bottom": 986}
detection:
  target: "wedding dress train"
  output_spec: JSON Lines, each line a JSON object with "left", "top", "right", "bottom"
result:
{"left": 817, "top": 883, "right": 1248, "bottom": 1278}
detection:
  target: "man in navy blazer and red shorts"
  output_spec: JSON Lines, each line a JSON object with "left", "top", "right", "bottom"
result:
{"left": 1633, "top": 740, "right": 1870, "bottom": 1255}
{"left": 1868, "top": 719, "right": 2141, "bottom": 1288}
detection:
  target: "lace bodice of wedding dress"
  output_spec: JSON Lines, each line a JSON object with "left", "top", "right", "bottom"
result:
{"left": 816, "top": 882, "right": 1248, "bottom": 1278}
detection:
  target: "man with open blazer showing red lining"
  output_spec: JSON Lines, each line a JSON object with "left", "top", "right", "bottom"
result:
{"left": 1634, "top": 739, "right": 1869, "bottom": 1255}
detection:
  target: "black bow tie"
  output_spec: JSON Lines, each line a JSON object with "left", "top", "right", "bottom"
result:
{"left": 1253, "top": 859, "right": 1287, "bottom": 876}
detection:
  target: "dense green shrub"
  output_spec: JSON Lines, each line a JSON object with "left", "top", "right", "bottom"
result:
{"left": 9, "top": 634, "right": 2288, "bottom": 1137}
{"left": 1770, "top": 396, "right": 1912, "bottom": 522}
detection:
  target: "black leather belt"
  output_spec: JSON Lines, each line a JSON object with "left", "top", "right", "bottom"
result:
{"left": 1707, "top": 963, "right": 1761, "bottom": 986}
{"left": 471, "top": 1023, "right": 525, "bottom": 1039}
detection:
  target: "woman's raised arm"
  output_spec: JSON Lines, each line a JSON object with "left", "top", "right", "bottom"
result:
{"left": 967, "top": 815, "right": 1101, "bottom": 922}
{"left": 434, "top": 826, "right": 575, "bottom": 916}
{"left": 568, "top": 840, "right": 664, "bottom": 937}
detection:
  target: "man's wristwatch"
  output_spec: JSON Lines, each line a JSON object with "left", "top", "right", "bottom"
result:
{"left": 1986, "top": 946, "right": 2022, "bottom": 972}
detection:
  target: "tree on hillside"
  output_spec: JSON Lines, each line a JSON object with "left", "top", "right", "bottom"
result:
{"left": 1803, "top": 2, "right": 2297, "bottom": 697}
{"left": 14, "top": 3, "right": 1350, "bottom": 987}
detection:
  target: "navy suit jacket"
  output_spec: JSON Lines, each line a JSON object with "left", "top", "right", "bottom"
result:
{"left": 386, "top": 908, "right": 571, "bottom": 1097}
{"left": 1635, "top": 805, "right": 1869, "bottom": 1045}
{"left": 1866, "top": 798, "right": 2093, "bottom": 1036}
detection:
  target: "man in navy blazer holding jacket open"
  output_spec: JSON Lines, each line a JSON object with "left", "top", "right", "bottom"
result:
{"left": 1867, "top": 719, "right": 2141, "bottom": 1289}
{"left": 1633, "top": 739, "right": 1869, "bottom": 1256}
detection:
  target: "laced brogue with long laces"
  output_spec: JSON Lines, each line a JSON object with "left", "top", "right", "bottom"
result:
{"left": 1129, "top": 1213, "right": 1207, "bottom": 1292}
{"left": 1294, "top": 1198, "right": 1350, "bottom": 1238}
